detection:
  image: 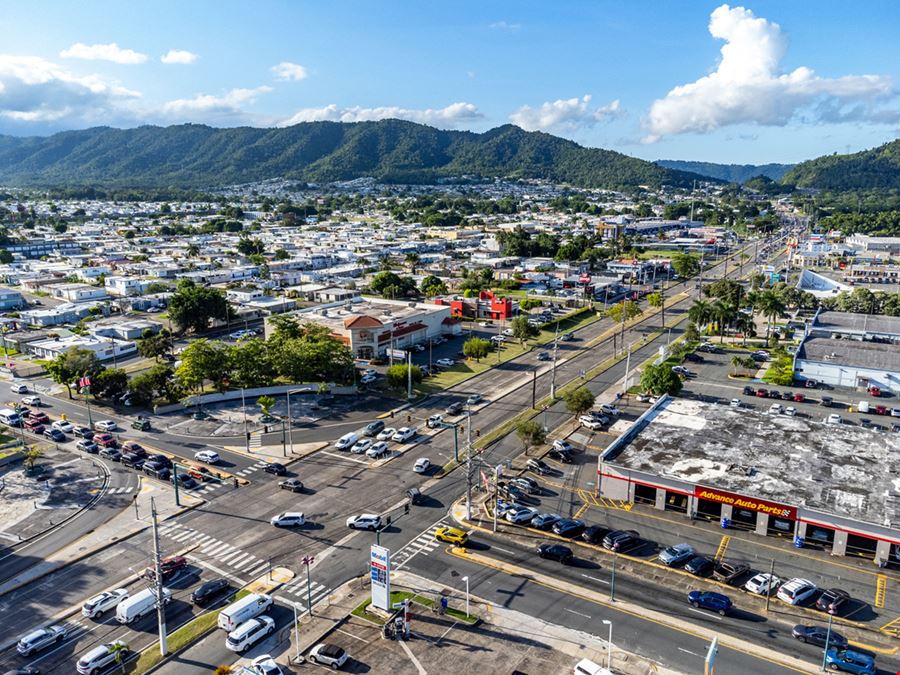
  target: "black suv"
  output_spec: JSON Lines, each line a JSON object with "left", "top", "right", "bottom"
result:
{"left": 146, "top": 454, "right": 172, "bottom": 469}
{"left": 122, "top": 453, "right": 147, "bottom": 470}
{"left": 816, "top": 588, "right": 850, "bottom": 615}
{"left": 526, "top": 458, "right": 551, "bottom": 475}
{"left": 364, "top": 420, "right": 385, "bottom": 437}
{"left": 602, "top": 530, "right": 640, "bottom": 552}
{"left": 548, "top": 448, "right": 572, "bottom": 463}
{"left": 143, "top": 461, "right": 171, "bottom": 480}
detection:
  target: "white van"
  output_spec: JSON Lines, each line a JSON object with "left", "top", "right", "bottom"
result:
{"left": 116, "top": 587, "right": 171, "bottom": 624}
{"left": 858, "top": 400, "right": 870, "bottom": 413}
{"left": 0, "top": 408, "right": 22, "bottom": 427}
{"left": 217, "top": 593, "right": 273, "bottom": 631}
{"left": 574, "top": 659, "right": 613, "bottom": 675}
{"left": 334, "top": 432, "right": 358, "bottom": 451}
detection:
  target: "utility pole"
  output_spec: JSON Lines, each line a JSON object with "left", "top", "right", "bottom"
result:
{"left": 531, "top": 369, "right": 537, "bottom": 408}
{"left": 549, "top": 323, "right": 560, "bottom": 400}
{"left": 465, "top": 411, "right": 473, "bottom": 521}
{"left": 622, "top": 346, "right": 632, "bottom": 395}
{"left": 150, "top": 497, "right": 168, "bottom": 656}
{"left": 407, "top": 351, "right": 413, "bottom": 400}
{"left": 765, "top": 558, "right": 775, "bottom": 613}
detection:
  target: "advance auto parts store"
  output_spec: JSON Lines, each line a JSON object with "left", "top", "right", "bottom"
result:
{"left": 598, "top": 397, "right": 900, "bottom": 564}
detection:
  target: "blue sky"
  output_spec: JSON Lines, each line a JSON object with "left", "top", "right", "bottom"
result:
{"left": 1, "top": 0, "right": 897, "bottom": 164}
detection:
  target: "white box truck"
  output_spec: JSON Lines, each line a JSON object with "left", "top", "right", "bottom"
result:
{"left": 217, "top": 593, "right": 272, "bottom": 631}
{"left": 116, "top": 587, "right": 172, "bottom": 624}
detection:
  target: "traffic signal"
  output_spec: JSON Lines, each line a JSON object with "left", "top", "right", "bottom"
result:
{"left": 475, "top": 428, "right": 481, "bottom": 438}
{"left": 407, "top": 414, "right": 412, "bottom": 423}
{"left": 390, "top": 410, "right": 395, "bottom": 418}
{"left": 233, "top": 477, "right": 239, "bottom": 488}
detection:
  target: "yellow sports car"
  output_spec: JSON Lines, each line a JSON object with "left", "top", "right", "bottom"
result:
{"left": 434, "top": 527, "right": 468, "bottom": 545}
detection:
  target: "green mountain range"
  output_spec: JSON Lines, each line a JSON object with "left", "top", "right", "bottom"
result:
{"left": 781, "top": 139, "right": 900, "bottom": 190}
{"left": 655, "top": 160, "right": 793, "bottom": 183}
{"left": 0, "top": 120, "right": 704, "bottom": 190}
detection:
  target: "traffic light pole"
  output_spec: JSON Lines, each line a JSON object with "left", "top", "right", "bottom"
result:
{"left": 151, "top": 498, "right": 168, "bottom": 656}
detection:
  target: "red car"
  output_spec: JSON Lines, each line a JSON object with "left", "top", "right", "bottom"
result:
{"left": 121, "top": 441, "right": 146, "bottom": 455}
{"left": 792, "top": 392, "right": 805, "bottom": 403}
{"left": 144, "top": 555, "right": 187, "bottom": 580}
{"left": 875, "top": 405, "right": 888, "bottom": 415}
{"left": 869, "top": 386, "right": 881, "bottom": 397}
{"left": 756, "top": 388, "right": 769, "bottom": 397}
{"left": 95, "top": 433, "right": 117, "bottom": 447}
{"left": 29, "top": 411, "right": 50, "bottom": 424}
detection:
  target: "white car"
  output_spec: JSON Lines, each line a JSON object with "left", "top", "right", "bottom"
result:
{"left": 392, "top": 427, "right": 416, "bottom": 442}
{"left": 506, "top": 506, "right": 538, "bottom": 524}
{"left": 360, "top": 374, "right": 377, "bottom": 385}
{"left": 351, "top": 438, "right": 372, "bottom": 454}
{"left": 194, "top": 450, "right": 220, "bottom": 464}
{"left": 414, "top": 458, "right": 431, "bottom": 473}
{"left": 362, "top": 368, "right": 377, "bottom": 377}
{"left": 94, "top": 419, "right": 117, "bottom": 432}
{"left": 776, "top": 578, "right": 818, "bottom": 605}
{"left": 826, "top": 414, "right": 843, "bottom": 425}
{"left": 22, "top": 395, "right": 41, "bottom": 406}
{"left": 308, "top": 643, "right": 349, "bottom": 669}
{"left": 730, "top": 398, "right": 741, "bottom": 408}
{"left": 579, "top": 415, "right": 604, "bottom": 430}
{"left": 376, "top": 427, "right": 396, "bottom": 441}
{"left": 346, "top": 513, "right": 382, "bottom": 530}
{"left": 251, "top": 655, "right": 283, "bottom": 675}
{"left": 16, "top": 624, "right": 68, "bottom": 656}
{"left": 52, "top": 419, "right": 74, "bottom": 433}
{"left": 552, "top": 439, "right": 573, "bottom": 453}
{"left": 226, "top": 615, "right": 275, "bottom": 652}
{"left": 270, "top": 512, "right": 306, "bottom": 527}
{"left": 598, "top": 404, "right": 621, "bottom": 417}
{"left": 768, "top": 403, "right": 784, "bottom": 415}
{"left": 11, "top": 383, "right": 29, "bottom": 394}
{"left": 785, "top": 406, "right": 797, "bottom": 416}
{"left": 477, "top": 321, "right": 490, "bottom": 327}
{"left": 366, "top": 441, "right": 389, "bottom": 459}
{"left": 744, "top": 573, "right": 781, "bottom": 596}
{"left": 81, "top": 588, "right": 129, "bottom": 618}
{"left": 427, "top": 414, "right": 443, "bottom": 429}
{"left": 435, "top": 358, "right": 455, "bottom": 367}
{"left": 77, "top": 640, "right": 129, "bottom": 675}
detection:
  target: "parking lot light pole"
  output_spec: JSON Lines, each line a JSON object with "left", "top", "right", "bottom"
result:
{"left": 821, "top": 612, "right": 834, "bottom": 671}
{"left": 462, "top": 576, "right": 470, "bottom": 618}
{"left": 602, "top": 620, "right": 612, "bottom": 671}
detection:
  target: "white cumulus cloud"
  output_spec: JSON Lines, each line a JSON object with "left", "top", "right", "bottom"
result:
{"left": 509, "top": 95, "right": 623, "bottom": 133}
{"left": 270, "top": 62, "right": 308, "bottom": 81}
{"left": 280, "top": 101, "right": 482, "bottom": 128}
{"left": 644, "top": 4, "right": 896, "bottom": 142}
{"left": 0, "top": 54, "right": 140, "bottom": 125}
{"left": 161, "top": 49, "right": 198, "bottom": 65}
{"left": 489, "top": 21, "right": 521, "bottom": 31}
{"left": 60, "top": 42, "right": 147, "bottom": 64}
{"left": 160, "top": 86, "right": 273, "bottom": 121}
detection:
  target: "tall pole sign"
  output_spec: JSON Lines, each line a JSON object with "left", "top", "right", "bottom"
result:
{"left": 370, "top": 545, "right": 391, "bottom": 611}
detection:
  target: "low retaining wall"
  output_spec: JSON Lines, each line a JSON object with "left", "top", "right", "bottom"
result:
{"left": 154, "top": 383, "right": 358, "bottom": 415}
{"left": 601, "top": 393, "right": 670, "bottom": 462}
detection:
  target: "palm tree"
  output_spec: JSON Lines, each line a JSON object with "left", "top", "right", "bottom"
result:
{"left": 404, "top": 252, "right": 420, "bottom": 273}
{"left": 186, "top": 243, "right": 200, "bottom": 257}
{"left": 733, "top": 312, "right": 755, "bottom": 345}
{"left": 754, "top": 289, "right": 787, "bottom": 344}
{"left": 109, "top": 641, "right": 129, "bottom": 673}
{"left": 730, "top": 355, "right": 744, "bottom": 376}
{"left": 688, "top": 300, "right": 712, "bottom": 334}
{"left": 710, "top": 300, "right": 737, "bottom": 343}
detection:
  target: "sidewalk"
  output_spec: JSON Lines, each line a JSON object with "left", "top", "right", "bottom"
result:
{"left": 220, "top": 440, "right": 328, "bottom": 464}
{"left": 0, "top": 476, "right": 203, "bottom": 597}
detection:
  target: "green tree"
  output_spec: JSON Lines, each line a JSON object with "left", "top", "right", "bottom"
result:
{"left": 510, "top": 315, "right": 539, "bottom": 345}
{"left": 709, "top": 300, "right": 737, "bottom": 342}
{"left": 257, "top": 395, "right": 276, "bottom": 417}
{"left": 646, "top": 291, "right": 664, "bottom": 328}
{"left": 23, "top": 445, "right": 44, "bottom": 470}
{"left": 519, "top": 297, "right": 542, "bottom": 311}
{"left": 91, "top": 368, "right": 128, "bottom": 400}
{"left": 370, "top": 271, "right": 417, "bottom": 298}
{"left": 684, "top": 321, "right": 700, "bottom": 343}
{"left": 274, "top": 248, "right": 290, "bottom": 260}
{"left": 271, "top": 323, "right": 355, "bottom": 384}
{"left": 420, "top": 275, "right": 448, "bottom": 297}
{"left": 606, "top": 300, "right": 641, "bottom": 324}
{"left": 463, "top": 337, "right": 491, "bottom": 362}
{"left": 176, "top": 339, "right": 230, "bottom": 394}
{"left": 0, "top": 249, "right": 13, "bottom": 264}
{"left": 671, "top": 252, "right": 701, "bottom": 278}
{"left": 730, "top": 355, "right": 745, "bottom": 376}
{"left": 640, "top": 363, "right": 683, "bottom": 396}
{"left": 516, "top": 420, "right": 546, "bottom": 456}
{"left": 236, "top": 236, "right": 265, "bottom": 256}
{"left": 687, "top": 299, "right": 713, "bottom": 332}
{"left": 186, "top": 243, "right": 200, "bottom": 257}
{"left": 136, "top": 328, "right": 173, "bottom": 361}
{"left": 168, "top": 279, "right": 229, "bottom": 334}
{"left": 564, "top": 386, "right": 595, "bottom": 417}
{"left": 228, "top": 338, "right": 276, "bottom": 388}
{"left": 404, "top": 252, "right": 420, "bottom": 272}
{"left": 108, "top": 640, "right": 129, "bottom": 674}
{"left": 753, "top": 289, "right": 787, "bottom": 343}
{"left": 386, "top": 364, "right": 423, "bottom": 389}
{"left": 45, "top": 347, "right": 103, "bottom": 398}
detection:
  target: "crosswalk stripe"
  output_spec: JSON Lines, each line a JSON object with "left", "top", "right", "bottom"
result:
{"left": 195, "top": 535, "right": 214, "bottom": 545}
{"left": 218, "top": 548, "right": 244, "bottom": 563}
{"left": 246, "top": 562, "right": 269, "bottom": 577}
{"left": 201, "top": 540, "right": 227, "bottom": 555}
{"left": 159, "top": 523, "right": 181, "bottom": 534}
{"left": 233, "top": 555, "right": 260, "bottom": 571}
{"left": 207, "top": 542, "right": 235, "bottom": 557}
{"left": 228, "top": 552, "right": 252, "bottom": 567}
{"left": 170, "top": 530, "right": 195, "bottom": 543}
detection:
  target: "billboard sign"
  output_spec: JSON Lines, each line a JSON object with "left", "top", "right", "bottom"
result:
{"left": 388, "top": 349, "right": 407, "bottom": 359}
{"left": 694, "top": 486, "right": 795, "bottom": 520}
{"left": 370, "top": 545, "right": 391, "bottom": 610}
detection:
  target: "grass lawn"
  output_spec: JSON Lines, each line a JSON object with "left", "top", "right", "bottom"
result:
{"left": 535, "top": 308, "right": 601, "bottom": 343}
{"left": 351, "top": 590, "right": 477, "bottom": 625}
{"left": 131, "top": 610, "right": 219, "bottom": 673}
{"left": 414, "top": 340, "right": 530, "bottom": 395}
{"left": 636, "top": 249, "right": 677, "bottom": 259}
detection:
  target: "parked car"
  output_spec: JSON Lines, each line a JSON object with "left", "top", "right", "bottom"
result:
{"left": 823, "top": 648, "right": 875, "bottom": 674}
{"left": 687, "top": 590, "right": 732, "bottom": 616}
{"left": 393, "top": 427, "right": 416, "bottom": 442}
{"left": 144, "top": 555, "right": 187, "bottom": 581}
{"left": 602, "top": 530, "right": 640, "bottom": 552}
{"left": 777, "top": 578, "right": 818, "bottom": 605}
{"left": 147, "top": 453, "right": 172, "bottom": 469}
{"left": 684, "top": 556, "right": 716, "bottom": 577}
{"left": 52, "top": 419, "right": 74, "bottom": 433}
{"left": 10, "top": 383, "right": 29, "bottom": 395}
{"left": 579, "top": 415, "right": 605, "bottom": 430}
{"left": 376, "top": 427, "right": 396, "bottom": 441}
{"left": 44, "top": 428, "right": 66, "bottom": 442}
{"left": 270, "top": 512, "right": 306, "bottom": 527}
{"left": 744, "top": 573, "right": 781, "bottom": 596}
{"left": 816, "top": 588, "right": 851, "bottom": 615}
{"left": 366, "top": 441, "right": 389, "bottom": 459}
{"left": 94, "top": 419, "right": 117, "bottom": 432}
{"left": 713, "top": 561, "right": 751, "bottom": 585}
{"left": 76, "top": 440, "right": 99, "bottom": 454}
{"left": 526, "top": 458, "right": 551, "bottom": 475}
{"left": 510, "top": 476, "right": 540, "bottom": 493}
{"left": 351, "top": 438, "right": 373, "bottom": 454}
{"left": 598, "top": 404, "right": 621, "bottom": 417}
{"left": 73, "top": 426, "right": 95, "bottom": 439}
{"left": 552, "top": 439, "right": 573, "bottom": 453}
{"left": 434, "top": 526, "right": 468, "bottom": 545}
{"left": 16, "top": 624, "right": 68, "bottom": 656}
{"left": 131, "top": 417, "right": 151, "bottom": 431}
{"left": 792, "top": 624, "right": 848, "bottom": 648}
{"left": 659, "top": 543, "right": 695, "bottom": 567}
{"left": 226, "top": 615, "right": 275, "bottom": 653}
{"left": 435, "top": 358, "right": 455, "bottom": 368}
{"left": 360, "top": 374, "right": 377, "bottom": 385}
{"left": 82, "top": 589, "right": 129, "bottom": 618}
{"left": 279, "top": 478, "right": 304, "bottom": 492}
{"left": 742, "top": 386, "right": 756, "bottom": 396}
{"left": 95, "top": 433, "right": 117, "bottom": 447}
{"left": 364, "top": 420, "right": 385, "bottom": 437}
{"left": 21, "top": 395, "right": 41, "bottom": 406}
{"left": 194, "top": 450, "right": 220, "bottom": 464}
{"left": 173, "top": 474, "right": 198, "bottom": 490}
{"left": 76, "top": 640, "right": 129, "bottom": 675}
{"left": 99, "top": 447, "right": 122, "bottom": 462}
{"left": 536, "top": 543, "right": 573, "bottom": 564}
{"left": 143, "top": 462, "right": 170, "bottom": 480}
{"left": 826, "top": 414, "right": 843, "bottom": 425}
{"left": 553, "top": 518, "right": 586, "bottom": 537}
{"left": 191, "top": 578, "right": 230, "bottom": 606}
{"left": 548, "top": 448, "right": 572, "bottom": 463}
{"left": 506, "top": 506, "right": 539, "bottom": 524}
{"left": 346, "top": 514, "right": 381, "bottom": 530}
{"left": 308, "top": 643, "right": 349, "bottom": 669}
{"left": 755, "top": 388, "right": 769, "bottom": 398}
{"left": 251, "top": 655, "right": 283, "bottom": 675}
{"left": 531, "top": 513, "right": 562, "bottom": 530}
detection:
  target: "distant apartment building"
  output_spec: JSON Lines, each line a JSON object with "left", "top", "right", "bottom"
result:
{"left": 51, "top": 283, "right": 108, "bottom": 303}
{"left": 846, "top": 234, "right": 900, "bottom": 255}
{"left": 0, "top": 289, "right": 25, "bottom": 310}
{"left": 105, "top": 276, "right": 148, "bottom": 296}
{"left": 27, "top": 334, "right": 137, "bottom": 362}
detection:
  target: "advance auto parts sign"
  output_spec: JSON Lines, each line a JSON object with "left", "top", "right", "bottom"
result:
{"left": 694, "top": 486, "right": 796, "bottom": 520}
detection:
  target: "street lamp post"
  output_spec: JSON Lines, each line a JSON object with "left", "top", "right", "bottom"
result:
{"left": 821, "top": 611, "right": 834, "bottom": 672}
{"left": 610, "top": 552, "right": 617, "bottom": 602}
{"left": 602, "top": 620, "right": 612, "bottom": 671}
{"left": 461, "top": 576, "right": 470, "bottom": 618}
{"left": 302, "top": 555, "right": 315, "bottom": 617}
{"left": 285, "top": 387, "right": 307, "bottom": 455}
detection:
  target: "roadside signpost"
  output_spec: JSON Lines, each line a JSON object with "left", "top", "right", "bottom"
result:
{"left": 370, "top": 545, "right": 391, "bottom": 611}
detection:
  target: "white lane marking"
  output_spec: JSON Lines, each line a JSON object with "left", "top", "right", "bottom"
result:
{"left": 217, "top": 548, "right": 244, "bottom": 563}
{"left": 564, "top": 608, "right": 592, "bottom": 619}
{"left": 204, "top": 541, "right": 232, "bottom": 556}
{"left": 399, "top": 638, "right": 427, "bottom": 674}
{"left": 245, "top": 562, "right": 269, "bottom": 577}
{"left": 489, "top": 545, "right": 516, "bottom": 555}
{"left": 679, "top": 647, "right": 702, "bottom": 656}
{"left": 580, "top": 574, "right": 609, "bottom": 585}
{"left": 188, "top": 556, "right": 246, "bottom": 586}
{"left": 320, "top": 450, "right": 370, "bottom": 465}
{"left": 227, "top": 552, "right": 252, "bottom": 567}
{"left": 685, "top": 607, "right": 722, "bottom": 621}
{"left": 233, "top": 555, "right": 261, "bottom": 571}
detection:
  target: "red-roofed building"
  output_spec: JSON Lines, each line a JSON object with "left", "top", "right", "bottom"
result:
{"left": 432, "top": 290, "right": 516, "bottom": 320}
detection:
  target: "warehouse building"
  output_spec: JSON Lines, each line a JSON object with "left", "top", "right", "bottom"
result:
{"left": 599, "top": 396, "right": 900, "bottom": 564}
